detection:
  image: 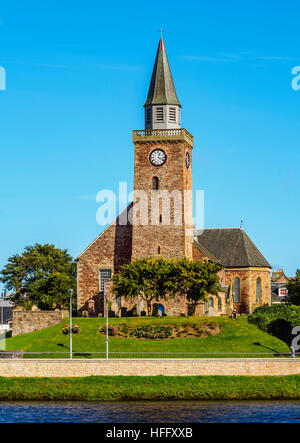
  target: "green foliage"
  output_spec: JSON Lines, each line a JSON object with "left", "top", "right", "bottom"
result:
{"left": 287, "top": 269, "right": 300, "bottom": 305}
{"left": 99, "top": 325, "right": 117, "bottom": 336}
{"left": 98, "top": 321, "right": 219, "bottom": 339}
{"left": 0, "top": 243, "right": 77, "bottom": 310}
{"left": 113, "top": 257, "right": 222, "bottom": 314}
{"left": 248, "top": 304, "right": 300, "bottom": 344}
{"left": 0, "top": 375, "right": 299, "bottom": 401}
{"left": 133, "top": 324, "right": 173, "bottom": 339}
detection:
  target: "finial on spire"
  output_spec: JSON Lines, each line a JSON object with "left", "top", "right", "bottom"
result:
{"left": 159, "top": 27, "right": 164, "bottom": 39}
{"left": 240, "top": 219, "right": 244, "bottom": 229}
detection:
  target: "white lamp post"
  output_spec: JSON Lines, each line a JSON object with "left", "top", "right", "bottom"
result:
{"left": 105, "top": 294, "right": 109, "bottom": 359}
{"left": 69, "top": 289, "right": 73, "bottom": 359}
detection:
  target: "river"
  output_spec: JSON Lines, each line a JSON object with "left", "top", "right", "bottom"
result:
{"left": 0, "top": 400, "right": 299, "bottom": 422}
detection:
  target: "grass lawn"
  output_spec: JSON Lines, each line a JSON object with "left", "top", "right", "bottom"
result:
{"left": 0, "top": 375, "right": 299, "bottom": 400}
{"left": 1, "top": 316, "right": 291, "bottom": 356}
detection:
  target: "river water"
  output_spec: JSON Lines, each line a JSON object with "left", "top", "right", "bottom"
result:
{"left": 0, "top": 400, "right": 299, "bottom": 422}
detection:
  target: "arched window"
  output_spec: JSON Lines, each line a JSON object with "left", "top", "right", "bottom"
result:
{"left": 152, "top": 176, "right": 159, "bottom": 191}
{"left": 209, "top": 297, "right": 214, "bottom": 308}
{"left": 218, "top": 298, "right": 222, "bottom": 311}
{"left": 204, "top": 301, "right": 208, "bottom": 315}
{"left": 158, "top": 245, "right": 161, "bottom": 255}
{"left": 233, "top": 277, "right": 240, "bottom": 302}
{"left": 256, "top": 277, "right": 262, "bottom": 302}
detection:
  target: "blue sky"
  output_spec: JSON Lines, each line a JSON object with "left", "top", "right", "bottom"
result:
{"left": 0, "top": 0, "right": 299, "bottom": 287}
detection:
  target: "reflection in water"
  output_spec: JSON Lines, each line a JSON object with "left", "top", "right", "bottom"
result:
{"left": 0, "top": 400, "right": 299, "bottom": 423}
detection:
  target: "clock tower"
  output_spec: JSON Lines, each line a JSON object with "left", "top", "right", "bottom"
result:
{"left": 131, "top": 38, "right": 194, "bottom": 260}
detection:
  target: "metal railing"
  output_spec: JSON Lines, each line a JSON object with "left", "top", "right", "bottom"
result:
{"left": 0, "top": 351, "right": 299, "bottom": 359}
{"left": 132, "top": 128, "right": 194, "bottom": 144}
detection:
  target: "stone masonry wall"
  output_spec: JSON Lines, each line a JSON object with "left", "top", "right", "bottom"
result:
{"left": 0, "top": 358, "right": 299, "bottom": 377}
{"left": 132, "top": 138, "right": 193, "bottom": 260}
{"left": 225, "top": 267, "right": 271, "bottom": 314}
{"left": 12, "top": 310, "right": 68, "bottom": 336}
{"left": 77, "top": 211, "right": 133, "bottom": 315}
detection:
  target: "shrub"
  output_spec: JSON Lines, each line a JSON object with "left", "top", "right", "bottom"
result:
{"left": 99, "top": 325, "right": 117, "bottom": 336}
{"left": 248, "top": 305, "right": 300, "bottom": 343}
{"left": 133, "top": 325, "right": 173, "bottom": 340}
{"left": 72, "top": 325, "right": 80, "bottom": 334}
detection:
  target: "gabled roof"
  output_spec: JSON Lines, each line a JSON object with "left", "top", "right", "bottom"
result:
{"left": 194, "top": 228, "right": 271, "bottom": 268}
{"left": 144, "top": 38, "right": 181, "bottom": 107}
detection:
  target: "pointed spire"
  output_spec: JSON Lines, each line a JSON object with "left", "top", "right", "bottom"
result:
{"left": 144, "top": 38, "right": 181, "bottom": 107}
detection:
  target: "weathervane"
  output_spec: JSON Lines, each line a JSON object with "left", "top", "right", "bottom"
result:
{"left": 240, "top": 219, "right": 244, "bottom": 229}
{"left": 159, "top": 27, "right": 164, "bottom": 39}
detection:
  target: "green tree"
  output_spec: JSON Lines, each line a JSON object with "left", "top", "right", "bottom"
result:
{"left": 113, "top": 257, "right": 169, "bottom": 316}
{"left": 113, "top": 257, "right": 222, "bottom": 315}
{"left": 167, "top": 257, "right": 223, "bottom": 305}
{"left": 0, "top": 244, "right": 77, "bottom": 310}
{"left": 287, "top": 269, "right": 300, "bottom": 305}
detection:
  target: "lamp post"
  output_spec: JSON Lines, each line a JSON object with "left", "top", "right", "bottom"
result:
{"left": 105, "top": 294, "right": 109, "bottom": 359}
{"left": 69, "top": 289, "right": 73, "bottom": 359}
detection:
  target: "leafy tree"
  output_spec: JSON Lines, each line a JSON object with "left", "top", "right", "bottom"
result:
{"left": 0, "top": 244, "right": 77, "bottom": 310}
{"left": 113, "top": 257, "right": 169, "bottom": 316}
{"left": 167, "top": 257, "right": 222, "bottom": 304}
{"left": 113, "top": 257, "right": 222, "bottom": 315}
{"left": 287, "top": 269, "right": 300, "bottom": 305}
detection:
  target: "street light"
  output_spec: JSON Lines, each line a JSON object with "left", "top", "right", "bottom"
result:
{"left": 104, "top": 294, "right": 109, "bottom": 359}
{"left": 69, "top": 289, "right": 73, "bottom": 360}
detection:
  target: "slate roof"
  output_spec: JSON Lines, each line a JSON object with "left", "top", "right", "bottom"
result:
{"left": 144, "top": 38, "right": 181, "bottom": 107}
{"left": 194, "top": 228, "right": 271, "bottom": 268}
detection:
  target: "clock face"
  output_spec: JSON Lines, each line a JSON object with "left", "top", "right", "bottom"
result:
{"left": 186, "top": 151, "right": 190, "bottom": 169}
{"left": 149, "top": 149, "right": 167, "bottom": 166}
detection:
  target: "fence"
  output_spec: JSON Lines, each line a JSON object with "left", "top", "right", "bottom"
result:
{"left": 0, "top": 351, "right": 299, "bottom": 359}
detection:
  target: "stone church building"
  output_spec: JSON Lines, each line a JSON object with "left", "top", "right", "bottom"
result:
{"left": 77, "top": 38, "right": 271, "bottom": 317}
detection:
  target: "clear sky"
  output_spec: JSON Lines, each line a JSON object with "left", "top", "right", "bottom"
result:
{"left": 0, "top": 0, "right": 299, "bottom": 288}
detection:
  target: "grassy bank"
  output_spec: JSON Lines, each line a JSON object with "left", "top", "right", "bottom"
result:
{"left": 2, "top": 316, "right": 290, "bottom": 356}
{"left": 0, "top": 375, "right": 299, "bottom": 401}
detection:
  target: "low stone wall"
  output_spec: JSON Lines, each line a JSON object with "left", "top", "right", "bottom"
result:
{"left": 0, "top": 358, "right": 299, "bottom": 377}
{"left": 12, "top": 310, "right": 68, "bottom": 336}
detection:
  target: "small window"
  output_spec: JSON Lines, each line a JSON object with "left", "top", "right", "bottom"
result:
{"left": 233, "top": 277, "right": 240, "bottom": 302}
{"left": 159, "top": 214, "right": 162, "bottom": 223}
{"left": 209, "top": 297, "right": 214, "bottom": 308}
{"left": 158, "top": 246, "right": 161, "bottom": 254}
{"left": 256, "top": 277, "right": 262, "bottom": 302}
{"left": 152, "top": 176, "right": 159, "bottom": 191}
{"left": 169, "top": 107, "right": 176, "bottom": 122}
{"left": 156, "top": 107, "right": 164, "bottom": 122}
{"left": 99, "top": 269, "right": 112, "bottom": 292}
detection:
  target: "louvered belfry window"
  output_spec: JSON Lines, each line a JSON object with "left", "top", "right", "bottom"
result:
{"left": 156, "top": 107, "right": 164, "bottom": 122}
{"left": 146, "top": 108, "right": 152, "bottom": 125}
{"left": 99, "top": 269, "right": 112, "bottom": 292}
{"left": 169, "top": 107, "right": 176, "bottom": 122}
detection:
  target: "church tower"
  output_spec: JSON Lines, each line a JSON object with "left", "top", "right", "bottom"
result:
{"left": 131, "top": 38, "right": 194, "bottom": 260}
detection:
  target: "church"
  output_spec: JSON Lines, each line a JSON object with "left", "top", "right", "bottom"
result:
{"left": 77, "top": 38, "right": 272, "bottom": 317}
